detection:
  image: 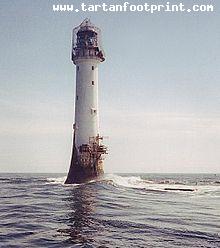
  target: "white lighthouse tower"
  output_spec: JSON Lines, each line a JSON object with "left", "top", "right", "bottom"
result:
{"left": 65, "top": 19, "right": 107, "bottom": 184}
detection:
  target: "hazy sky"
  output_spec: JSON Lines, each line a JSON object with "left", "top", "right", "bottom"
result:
{"left": 0, "top": 0, "right": 220, "bottom": 173}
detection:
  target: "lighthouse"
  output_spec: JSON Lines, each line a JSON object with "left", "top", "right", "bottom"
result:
{"left": 65, "top": 19, "right": 107, "bottom": 184}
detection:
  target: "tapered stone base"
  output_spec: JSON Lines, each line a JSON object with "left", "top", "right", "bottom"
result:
{"left": 65, "top": 140, "right": 104, "bottom": 184}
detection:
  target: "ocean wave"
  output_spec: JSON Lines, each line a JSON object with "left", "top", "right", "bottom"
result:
{"left": 44, "top": 174, "right": 220, "bottom": 195}
{"left": 104, "top": 174, "right": 154, "bottom": 188}
{"left": 104, "top": 174, "right": 194, "bottom": 191}
{"left": 103, "top": 174, "right": 220, "bottom": 195}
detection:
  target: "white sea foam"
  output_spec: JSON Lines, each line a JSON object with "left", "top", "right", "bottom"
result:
{"left": 46, "top": 176, "right": 66, "bottom": 185}
{"left": 104, "top": 174, "right": 207, "bottom": 193}
{"left": 104, "top": 174, "right": 154, "bottom": 189}
{"left": 111, "top": 174, "right": 220, "bottom": 196}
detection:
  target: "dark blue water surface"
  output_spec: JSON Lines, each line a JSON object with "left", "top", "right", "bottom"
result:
{"left": 0, "top": 173, "right": 219, "bottom": 247}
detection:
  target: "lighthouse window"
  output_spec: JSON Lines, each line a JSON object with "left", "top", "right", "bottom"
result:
{"left": 92, "top": 66, "right": 94, "bottom": 70}
{"left": 91, "top": 108, "right": 97, "bottom": 114}
{"left": 76, "top": 95, "right": 79, "bottom": 100}
{"left": 92, "top": 81, "right": 94, "bottom": 85}
{"left": 77, "top": 66, "right": 79, "bottom": 71}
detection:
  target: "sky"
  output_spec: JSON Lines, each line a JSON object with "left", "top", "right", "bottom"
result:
{"left": 0, "top": 0, "right": 220, "bottom": 173}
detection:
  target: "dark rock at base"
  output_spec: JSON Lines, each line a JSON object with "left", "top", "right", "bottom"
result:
{"left": 65, "top": 138, "right": 104, "bottom": 184}
{"left": 164, "top": 188, "right": 196, "bottom": 192}
{"left": 65, "top": 161, "right": 104, "bottom": 184}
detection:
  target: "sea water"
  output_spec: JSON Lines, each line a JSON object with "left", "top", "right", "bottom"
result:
{"left": 0, "top": 173, "right": 219, "bottom": 247}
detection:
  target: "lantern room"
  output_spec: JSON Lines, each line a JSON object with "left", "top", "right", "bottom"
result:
{"left": 72, "top": 18, "right": 105, "bottom": 63}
